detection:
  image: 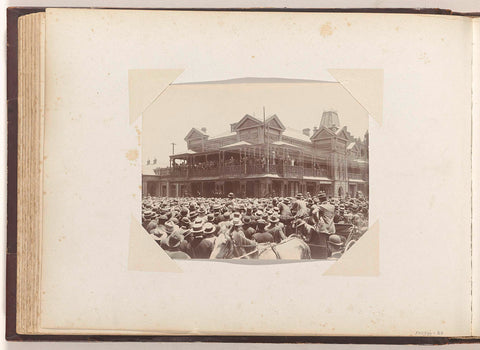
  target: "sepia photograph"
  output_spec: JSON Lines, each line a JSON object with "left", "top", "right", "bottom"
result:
{"left": 141, "top": 78, "right": 369, "bottom": 260}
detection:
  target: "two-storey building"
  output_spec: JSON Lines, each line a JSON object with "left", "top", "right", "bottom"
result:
{"left": 142, "top": 111, "right": 368, "bottom": 198}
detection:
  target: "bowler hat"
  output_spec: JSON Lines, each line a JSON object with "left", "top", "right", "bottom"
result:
{"left": 328, "top": 234, "right": 344, "bottom": 246}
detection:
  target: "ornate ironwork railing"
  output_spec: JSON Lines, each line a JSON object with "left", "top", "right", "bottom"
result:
{"left": 282, "top": 165, "right": 304, "bottom": 178}
{"left": 153, "top": 164, "right": 332, "bottom": 180}
{"left": 304, "top": 167, "right": 329, "bottom": 177}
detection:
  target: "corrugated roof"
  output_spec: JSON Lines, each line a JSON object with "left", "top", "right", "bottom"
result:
{"left": 209, "top": 130, "right": 237, "bottom": 139}
{"left": 271, "top": 141, "right": 301, "bottom": 148}
{"left": 282, "top": 127, "right": 311, "bottom": 142}
{"left": 220, "top": 141, "right": 252, "bottom": 149}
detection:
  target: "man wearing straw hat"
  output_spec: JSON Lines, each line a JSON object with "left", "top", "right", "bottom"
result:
{"left": 164, "top": 229, "right": 191, "bottom": 259}
{"left": 185, "top": 221, "right": 214, "bottom": 259}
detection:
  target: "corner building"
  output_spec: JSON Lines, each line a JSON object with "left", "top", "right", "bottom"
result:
{"left": 143, "top": 111, "right": 369, "bottom": 198}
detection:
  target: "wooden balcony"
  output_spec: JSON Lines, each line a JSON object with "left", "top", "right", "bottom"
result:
{"left": 152, "top": 164, "right": 331, "bottom": 180}
{"left": 348, "top": 172, "right": 367, "bottom": 181}
{"left": 303, "top": 167, "right": 329, "bottom": 178}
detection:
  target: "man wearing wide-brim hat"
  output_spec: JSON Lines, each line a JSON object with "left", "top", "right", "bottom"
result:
{"left": 327, "top": 234, "right": 344, "bottom": 260}
{"left": 164, "top": 229, "right": 191, "bottom": 259}
{"left": 158, "top": 220, "right": 179, "bottom": 248}
{"left": 252, "top": 218, "right": 274, "bottom": 243}
{"left": 265, "top": 215, "right": 287, "bottom": 243}
{"left": 185, "top": 222, "right": 214, "bottom": 259}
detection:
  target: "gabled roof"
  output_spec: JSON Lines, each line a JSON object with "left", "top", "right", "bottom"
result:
{"left": 310, "top": 126, "right": 336, "bottom": 141}
{"left": 265, "top": 114, "right": 285, "bottom": 131}
{"left": 233, "top": 114, "right": 263, "bottom": 131}
{"left": 336, "top": 126, "right": 351, "bottom": 141}
{"left": 347, "top": 142, "right": 359, "bottom": 151}
{"left": 184, "top": 127, "right": 208, "bottom": 141}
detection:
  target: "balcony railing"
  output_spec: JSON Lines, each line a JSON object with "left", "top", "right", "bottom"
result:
{"left": 304, "top": 167, "right": 329, "bottom": 178}
{"left": 348, "top": 173, "right": 366, "bottom": 180}
{"left": 153, "top": 164, "right": 331, "bottom": 180}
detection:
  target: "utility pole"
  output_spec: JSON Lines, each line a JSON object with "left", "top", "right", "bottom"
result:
{"left": 170, "top": 142, "right": 176, "bottom": 168}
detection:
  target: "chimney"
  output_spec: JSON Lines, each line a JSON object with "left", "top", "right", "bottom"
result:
{"left": 153, "top": 158, "right": 157, "bottom": 164}
{"left": 201, "top": 127, "right": 207, "bottom": 133}
{"left": 313, "top": 126, "right": 318, "bottom": 133}
{"left": 146, "top": 159, "right": 150, "bottom": 165}
{"left": 302, "top": 128, "right": 311, "bottom": 137}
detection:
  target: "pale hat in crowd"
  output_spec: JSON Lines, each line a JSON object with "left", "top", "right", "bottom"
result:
{"left": 190, "top": 221, "right": 204, "bottom": 235}
{"left": 203, "top": 222, "right": 216, "bottom": 235}
{"left": 164, "top": 221, "right": 176, "bottom": 234}
{"left": 166, "top": 229, "right": 184, "bottom": 248}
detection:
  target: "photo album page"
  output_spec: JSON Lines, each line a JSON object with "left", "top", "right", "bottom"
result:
{"left": 38, "top": 8, "right": 475, "bottom": 336}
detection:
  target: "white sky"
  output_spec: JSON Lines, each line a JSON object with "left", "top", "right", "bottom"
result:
{"left": 143, "top": 80, "right": 369, "bottom": 167}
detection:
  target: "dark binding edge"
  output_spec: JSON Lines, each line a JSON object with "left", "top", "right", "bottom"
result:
{"left": 5, "top": 6, "right": 480, "bottom": 343}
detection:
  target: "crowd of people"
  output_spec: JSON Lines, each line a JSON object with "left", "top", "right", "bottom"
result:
{"left": 142, "top": 191, "right": 369, "bottom": 260}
